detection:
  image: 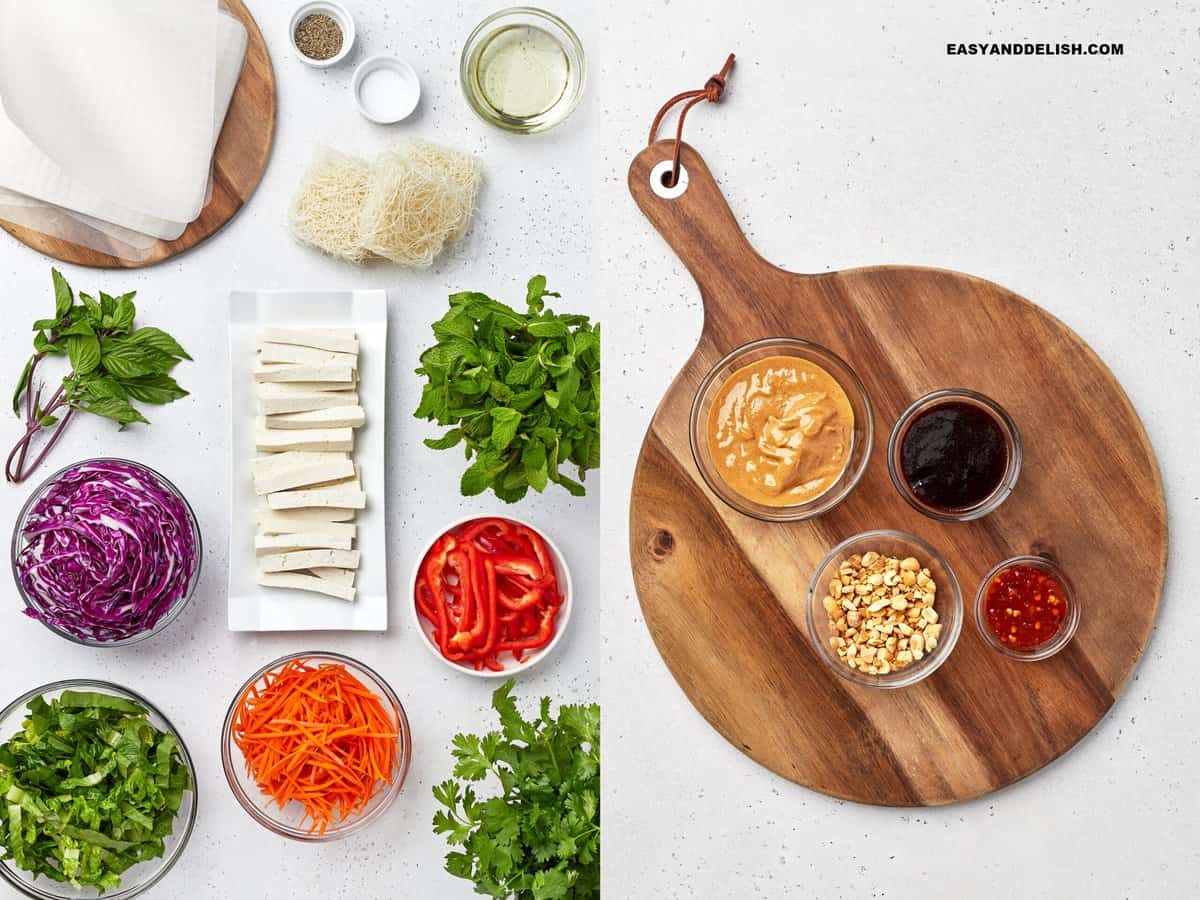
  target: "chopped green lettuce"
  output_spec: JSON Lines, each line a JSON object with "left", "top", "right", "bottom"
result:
{"left": 0, "top": 690, "right": 192, "bottom": 891}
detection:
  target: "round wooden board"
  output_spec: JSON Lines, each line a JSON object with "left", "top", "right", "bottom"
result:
{"left": 0, "top": 0, "right": 275, "bottom": 269}
{"left": 628, "top": 141, "right": 1167, "bottom": 806}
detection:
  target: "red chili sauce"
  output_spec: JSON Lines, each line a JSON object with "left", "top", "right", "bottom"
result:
{"left": 984, "top": 565, "right": 1067, "bottom": 649}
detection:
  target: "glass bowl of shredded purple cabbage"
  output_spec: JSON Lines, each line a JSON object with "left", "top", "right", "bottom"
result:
{"left": 11, "top": 458, "right": 201, "bottom": 646}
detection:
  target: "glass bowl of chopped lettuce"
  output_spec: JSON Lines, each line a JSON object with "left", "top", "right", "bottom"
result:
{"left": 0, "top": 680, "right": 197, "bottom": 899}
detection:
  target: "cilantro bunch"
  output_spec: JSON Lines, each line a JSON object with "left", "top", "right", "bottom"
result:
{"left": 414, "top": 276, "right": 600, "bottom": 503}
{"left": 434, "top": 681, "right": 600, "bottom": 899}
{"left": 7, "top": 269, "right": 190, "bottom": 483}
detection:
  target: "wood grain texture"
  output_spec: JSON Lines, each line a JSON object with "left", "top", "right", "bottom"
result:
{"left": 628, "top": 140, "right": 1167, "bottom": 806}
{"left": 0, "top": 0, "right": 275, "bottom": 269}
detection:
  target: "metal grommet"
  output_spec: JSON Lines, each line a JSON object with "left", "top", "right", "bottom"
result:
{"left": 650, "top": 160, "right": 688, "bottom": 199}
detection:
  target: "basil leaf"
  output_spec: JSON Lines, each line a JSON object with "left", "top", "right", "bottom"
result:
{"left": 67, "top": 334, "right": 101, "bottom": 375}
{"left": 12, "top": 358, "right": 31, "bottom": 416}
{"left": 59, "top": 317, "right": 95, "bottom": 337}
{"left": 51, "top": 268, "right": 73, "bottom": 319}
{"left": 100, "top": 341, "right": 150, "bottom": 378}
{"left": 118, "top": 373, "right": 187, "bottom": 405}
{"left": 82, "top": 396, "right": 150, "bottom": 426}
{"left": 128, "top": 326, "right": 190, "bottom": 360}
{"left": 84, "top": 376, "right": 128, "bottom": 401}
{"left": 111, "top": 294, "right": 137, "bottom": 333}
{"left": 79, "top": 291, "right": 102, "bottom": 322}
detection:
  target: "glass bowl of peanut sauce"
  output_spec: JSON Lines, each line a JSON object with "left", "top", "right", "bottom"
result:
{"left": 689, "top": 338, "right": 874, "bottom": 522}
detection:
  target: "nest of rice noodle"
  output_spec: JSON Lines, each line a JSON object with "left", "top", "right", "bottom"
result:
{"left": 288, "top": 139, "right": 482, "bottom": 266}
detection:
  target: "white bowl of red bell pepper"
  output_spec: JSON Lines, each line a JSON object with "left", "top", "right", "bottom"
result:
{"left": 410, "top": 516, "right": 573, "bottom": 677}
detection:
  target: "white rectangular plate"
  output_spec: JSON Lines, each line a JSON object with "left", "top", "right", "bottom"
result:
{"left": 227, "top": 290, "right": 387, "bottom": 631}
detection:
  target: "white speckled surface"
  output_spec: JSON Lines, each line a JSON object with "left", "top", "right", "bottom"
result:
{"left": 0, "top": 1, "right": 596, "bottom": 898}
{"left": 599, "top": 1, "right": 1199, "bottom": 897}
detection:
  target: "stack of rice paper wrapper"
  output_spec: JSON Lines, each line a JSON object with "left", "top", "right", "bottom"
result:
{"left": 289, "top": 139, "right": 482, "bottom": 267}
{"left": 0, "top": 0, "right": 246, "bottom": 261}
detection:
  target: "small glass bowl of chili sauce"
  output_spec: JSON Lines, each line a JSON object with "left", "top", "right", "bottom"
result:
{"left": 887, "top": 388, "right": 1021, "bottom": 522}
{"left": 974, "top": 556, "right": 1080, "bottom": 661}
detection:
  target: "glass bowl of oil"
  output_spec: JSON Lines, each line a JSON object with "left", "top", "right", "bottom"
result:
{"left": 460, "top": 7, "right": 586, "bottom": 134}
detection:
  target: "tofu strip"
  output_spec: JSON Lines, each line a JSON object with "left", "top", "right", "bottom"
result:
{"left": 256, "top": 508, "right": 357, "bottom": 528}
{"left": 255, "top": 427, "right": 354, "bottom": 453}
{"left": 256, "top": 571, "right": 356, "bottom": 602}
{"left": 258, "top": 328, "right": 359, "bottom": 354}
{"left": 267, "top": 484, "right": 367, "bottom": 510}
{"left": 258, "top": 342, "right": 358, "bottom": 369}
{"left": 264, "top": 406, "right": 366, "bottom": 430}
{"left": 253, "top": 457, "right": 355, "bottom": 495}
{"left": 309, "top": 567, "right": 357, "bottom": 585}
{"left": 255, "top": 532, "right": 354, "bottom": 553}
{"left": 258, "top": 548, "right": 360, "bottom": 572}
{"left": 254, "top": 363, "right": 355, "bottom": 384}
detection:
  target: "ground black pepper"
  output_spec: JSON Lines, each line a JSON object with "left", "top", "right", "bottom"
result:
{"left": 294, "top": 13, "right": 343, "bottom": 61}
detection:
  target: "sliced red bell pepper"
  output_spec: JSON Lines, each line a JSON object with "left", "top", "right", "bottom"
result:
{"left": 450, "top": 546, "right": 489, "bottom": 650}
{"left": 511, "top": 524, "right": 554, "bottom": 581}
{"left": 422, "top": 519, "right": 565, "bottom": 671}
{"left": 458, "top": 517, "right": 513, "bottom": 549}
{"left": 498, "top": 583, "right": 544, "bottom": 612}
{"left": 491, "top": 553, "right": 543, "bottom": 580}
{"left": 415, "top": 579, "right": 437, "bottom": 621}
{"left": 500, "top": 607, "right": 556, "bottom": 653}
{"left": 478, "top": 557, "right": 500, "bottom": 659}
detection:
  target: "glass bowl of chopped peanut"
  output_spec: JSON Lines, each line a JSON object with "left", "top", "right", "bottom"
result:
{"left": 806, "top": 530, "right": 962, "bottom": 689}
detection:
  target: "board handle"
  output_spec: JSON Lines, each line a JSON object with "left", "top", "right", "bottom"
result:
{"left": 628, "top": 140, "right": 778, "bottom": 306}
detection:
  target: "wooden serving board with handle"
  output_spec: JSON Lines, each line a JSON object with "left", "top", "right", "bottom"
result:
{"left": 0, "top": 0, "right": 275, "bottom": 269}
{"left": 628, "top": 140, "right": 1167, "bottom": 806}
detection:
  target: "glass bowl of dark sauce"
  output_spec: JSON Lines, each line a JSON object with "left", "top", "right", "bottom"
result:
{"left": 888, "top": 389, "right": 1021, "bottom": 522}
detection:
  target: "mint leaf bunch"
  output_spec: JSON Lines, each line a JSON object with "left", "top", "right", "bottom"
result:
{"left": 7, "top": 269, "right": 190, "bottom": 483}
{"left": 433, "top": 680, "right": 600, "bottom": 899}
{"left": 414, "top": 276, "right": 600, "bottom": 503}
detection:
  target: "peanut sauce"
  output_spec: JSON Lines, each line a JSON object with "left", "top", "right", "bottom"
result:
{"left": 706, "top": 356, "right": 854, "bottom": 507}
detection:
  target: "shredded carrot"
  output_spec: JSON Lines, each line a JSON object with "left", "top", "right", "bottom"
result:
{"left": 232, "top": 659, "right": 399, "bottom": 834}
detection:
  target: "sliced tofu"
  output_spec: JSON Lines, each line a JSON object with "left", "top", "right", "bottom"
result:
{"left": 253, "top": 454, "right": 355, "bottom": 495}
{"left": 267, "top": 482, "right": 367, "bottom": 510}
{"left": 256, "top": 507, "right": 357, "bottom": 529}
{"left": 255, "top": 427, "right": 353, "bottom": 453}
{"left": 258, "top": 342, "right": 358, "bottom": 370}
{"left": 258, "top": 328, "right": 359, "bottom": 354}
{"left": 254, "top": 450, "right": 349, "bottom": 470}
{"left": 254, "top": 363, "right": 355, "bottom": 384}
{"left": 256, "top": 571, "right": 356, "bottom": 602}
{"left": 309, "top": 567, "right": 357, "bottom": 585}
{"left": 263, "top": 406, "right": 366, "bottom": 430}
{"left": 258, "top": 548, "right": 360, "bottom": 572}
{"left": 258, "top": 388, "right": 358, "bottom": 415}
{"left": 258, "top": 382, "right": 357, "bottom": 398}
{"left": 255, "top": 531, "right": 354, "bottom": 553}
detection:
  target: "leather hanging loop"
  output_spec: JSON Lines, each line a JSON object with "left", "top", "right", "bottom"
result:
{"left": 647, "top": 54, "right": 736, "bottom": 188}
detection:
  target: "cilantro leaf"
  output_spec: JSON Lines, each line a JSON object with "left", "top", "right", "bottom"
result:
{"left": 433, "top": 680, "right": 600, "bottom": 899}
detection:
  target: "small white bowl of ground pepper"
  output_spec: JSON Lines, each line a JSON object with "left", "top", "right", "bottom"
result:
{"left": 290, "top": 1, "right": 355, "bottom": 68}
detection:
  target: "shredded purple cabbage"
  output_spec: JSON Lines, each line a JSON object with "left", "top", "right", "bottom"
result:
{"left": 17, "top": 460, "right": 199, "bottom": 642}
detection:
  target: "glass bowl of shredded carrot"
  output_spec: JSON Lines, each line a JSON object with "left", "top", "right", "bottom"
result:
{"left": 220, "top": 651, "right": 411, "bottom": 841}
